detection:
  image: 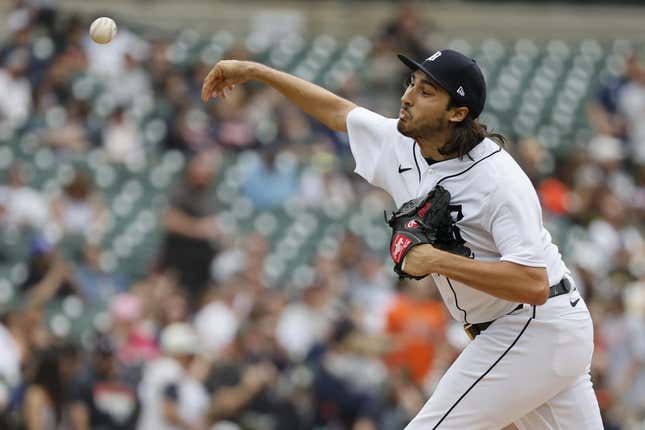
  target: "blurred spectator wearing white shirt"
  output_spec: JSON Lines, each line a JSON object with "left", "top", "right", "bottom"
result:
{"left": 107, "top": 52, "right": 153, "bottom": 110}
{"left": 0, "top": 311, "right": 22, "bottom": 399}
{"left": 0, "top": 49, "right": 32, "bottom": 131}
{"left": 194, "top": 283, "right": 240, "bottom": 357}
{"left": 617, "top": 58, "right": 645, "bottom": 165}
{"left": 49, "top": 170, "right": 107, "bottom": 241}
{"left": 599, "top": 284, "right": 645, "bottom": 427}
{"left": 137, "top": 322, "right": 209, "bottom": 430}
{"left": 0, "top": 163, "right": 48, "bottom": 232}
{"left": 102, "top": 106, "right": 145, "bottom": 165}
{"left": 275, "top": 281, "right": 335, "bottom": 362}
{"left": 299, "top": 144, "right": 355, "bottom": 213}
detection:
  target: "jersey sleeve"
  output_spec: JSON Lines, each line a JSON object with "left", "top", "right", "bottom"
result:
{"left": 345, "top": 107, "right": 392, "bottom": 185}
{"left": 486, "top": 182, "right": 547, "bottom": 268}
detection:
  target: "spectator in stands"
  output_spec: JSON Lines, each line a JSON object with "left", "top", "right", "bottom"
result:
{"left": 377, "top": 1, "right": 439, "bottom": 61}
{"left": 617, "top": 56, "right": 645, "bottom": 166}
{"left": 137, "top": 322, "right": 209, "bottom": 430}
{"left": 376, "top": 370, "right": 426, "bottom": 429}
{"left": 22, "top": 344, "right": 81, "bottom": 430}
{"left": 344, "top": 251, "right": 395, "bottom": 334}
{"left": 107, "top": 52, "right": 153, "bottom": 109}
{"left": 205, "top": 312, "right": 303, "bottom": 430}
{"left": 0, "top": 163, "right": 48, "bottom": 233}
{"left": 167, "top": 105, "right": 218, "bottom": 153}
{"left": 242, "top": 146, "right": 299, "bottom": 210}
{"left": 69, "top": 336, "right": 141, "bottom": 430}
{"left": 587, "top": 53, "right": 645, "bottom": 165}
{"left": 368, "top": 0, "right": 442, "bottom": 101}
{"left": 102, "top": 106, "right": 145, "bottom": 165}
{"left": 193, "top": 280, "right": 240, "bottom": 357}
{"left": 73, "top": 242, "right": 128, "bottom": 306}
{"left": 0, "top": 48, "right": 32, "bottom": 131}
{"left": 159, "top": 152, "right": 221, "bottom": 307}
{"left": 48, "top": 14, "right": 88, "bottom": 84}
{"left": 49, "top": 170, "right": 107, "bottom": 242}
{"left": 0, "top": 309, "right": 22, "bottom": 424}
{"left": 41, "top": 99, "right": 96, "bottom": 153}
{"left": 210, "top": 85, "right": 257, "bottom": 149}
{"left": 21, "top": 237, "right": 80, "bottom": 303}
{"left": 599, "top": 285, "right": 645, "bottom": 426}
{"left": 108, "top": 293, "right": 159, "bottom": 368}
{"left": 308, "top": 318, "right": 382, "bottom": 429}
{"left": 384, "top": 280, "right": 448, "bottom": 386}
{"left": 587, "top": 54, "right": 636, "bottom": 141}
{"left": 299, "top": 143, "right": 355, "bottom": 213}
{"left": 276, "top": 280, "right": 335, "bottom": 362}
{"left": 157, "top": 289, "right": 191, "bottom": 330}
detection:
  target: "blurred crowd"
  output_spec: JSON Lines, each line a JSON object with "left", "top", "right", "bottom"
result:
{"left": 0, "top": 1, "right": 643, "bottom": 429}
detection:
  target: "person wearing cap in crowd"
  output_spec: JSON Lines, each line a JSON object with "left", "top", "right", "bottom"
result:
{"left": 136, "top": 322, "right": 209, "bottom": 430}
{"left": 201, "top": 47, "right": 603, "bottom": 429}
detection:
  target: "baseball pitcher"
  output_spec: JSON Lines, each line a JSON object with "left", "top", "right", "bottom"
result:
{"left": 201, "top": 49, "right": 603, "bottom": 429}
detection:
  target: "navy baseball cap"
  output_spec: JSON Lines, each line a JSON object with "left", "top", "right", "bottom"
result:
{"left": 398, "top": 49, "right": 486, "bottom": 119}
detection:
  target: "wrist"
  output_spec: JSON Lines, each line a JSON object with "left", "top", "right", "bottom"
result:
{"left": 420, "top": 244, "right": 440, "bottom": 266}
{"left": 418, "top": 244, "right": 445, "bottom": 276}
{"left": 248, "top": 61, "right": 268, "bottom": 81}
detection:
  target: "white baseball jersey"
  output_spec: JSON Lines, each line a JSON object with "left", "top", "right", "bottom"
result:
{"left": 346, "top": 107, "right": 603, "bottom": 429}
{"left": 346, "top": 107, "right": 567, "bottom": 323}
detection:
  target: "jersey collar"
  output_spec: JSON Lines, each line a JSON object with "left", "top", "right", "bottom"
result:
{"left": 415, "top": 138, "right": 502, "bottom": 174}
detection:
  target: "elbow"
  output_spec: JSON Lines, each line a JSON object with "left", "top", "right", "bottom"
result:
{"left": 526, "top": 274, "right": 549, "bottom": 305}
{"left": 529, "top": 283, "right": 549, "bottom": 305}
{"left": 520, "top": 267, "right": 549, "bottom": 305}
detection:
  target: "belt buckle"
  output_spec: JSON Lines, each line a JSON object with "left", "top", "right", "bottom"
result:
{"left": 463, "top": 323, "right": 475, "bottom": 340}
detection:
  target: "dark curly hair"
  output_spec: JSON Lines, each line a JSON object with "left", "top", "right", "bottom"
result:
{"left": 439, "top": 99, "right": 507, "bottom": 160}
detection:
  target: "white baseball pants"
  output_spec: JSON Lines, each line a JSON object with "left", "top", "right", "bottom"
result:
{"left": 405, "top": 288, "right": 603, "bottom": 429}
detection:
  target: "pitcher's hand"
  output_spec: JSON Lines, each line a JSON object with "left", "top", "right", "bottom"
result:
{"left": 201, "top": 60, "right": 257, "bottom": 102}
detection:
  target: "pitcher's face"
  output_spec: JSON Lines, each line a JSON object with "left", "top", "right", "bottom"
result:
{"left": 397, "top": 71, "right": 452, "bottom": 140}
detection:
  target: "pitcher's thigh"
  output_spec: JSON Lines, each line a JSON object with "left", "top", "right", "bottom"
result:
{"left": 514, "top": 372, "right": 603, "bottom": 430}
{"left": 405, "top": 316, "right": 561, "bottom": 429}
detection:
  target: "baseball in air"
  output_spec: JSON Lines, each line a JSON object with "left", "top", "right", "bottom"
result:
{"left": 89, "top": 17, "right": 117, "bottom": 44}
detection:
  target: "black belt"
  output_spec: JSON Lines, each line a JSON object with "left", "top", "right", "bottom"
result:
{"left": 464, "top": 278, "right": 572, "bottom": 340}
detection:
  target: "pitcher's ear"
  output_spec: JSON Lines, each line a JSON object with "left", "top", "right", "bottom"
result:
{"left": 448, "top": 106, "right": 469, "bottom": 123}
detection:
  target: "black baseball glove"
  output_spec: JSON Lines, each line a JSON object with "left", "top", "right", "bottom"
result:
{"left": 386, "top": 185, "right": 472, "bottom": 279}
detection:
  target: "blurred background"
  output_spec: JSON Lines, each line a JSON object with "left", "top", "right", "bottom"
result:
{"left": 0, "top": 0, "right": 643, "bottom": 429}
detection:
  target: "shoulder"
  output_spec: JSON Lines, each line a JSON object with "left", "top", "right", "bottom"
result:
{"left": 452, "top": 140, "right": 534, "bottom": 206}
{"left": 470, "top": 140, "right": 525, "bottom": 184}
{"left": 346, "top": 107, "right": 399, "bottom": 134}
{"left": 481, "top": 147, "right": 540, "bottom": 214}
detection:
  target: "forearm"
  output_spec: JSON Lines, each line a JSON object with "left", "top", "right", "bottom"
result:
{"left": 163, "top": 209, "right": 207, "bottom": 240}
{"left": 250, "top": 63, "right": 356, "bottom": 132}
{"left": 411, "top": 245, "right": 549, "bottom": 305}
{"left": 27, "top": 268, "right": 66, "bottom": 309}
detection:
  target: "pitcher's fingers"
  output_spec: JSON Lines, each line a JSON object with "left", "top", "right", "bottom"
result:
{"left": 201, "top": 71, "right": 214, "bottom": 101}
{"left": 201, "top": 67, "right": 222, "bottom": 101}
{"left": 201, "top": 78, "right": 212, "bottom": 102}
{"left": 203, "top": 78, "right": 220, "bottom": 102}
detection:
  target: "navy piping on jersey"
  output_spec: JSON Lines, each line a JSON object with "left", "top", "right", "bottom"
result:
{"left": 412, "top": 141, "right": 422, "bottom": 182}
{"left": 432, "top": 305, "right": 537, "bottom": 429}
{"left": 447, "top": 277, "right": 468, "bottom": 324}
{"left": 436, "top": 146, "right": 503, "bottom": 186}
{"left": 432, "top": 146, "right": 502, "bottom": 325}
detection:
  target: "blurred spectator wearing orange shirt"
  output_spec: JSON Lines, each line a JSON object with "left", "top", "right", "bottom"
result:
{"left": 385, "top": 280, "right": 448, "bottom": 384}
